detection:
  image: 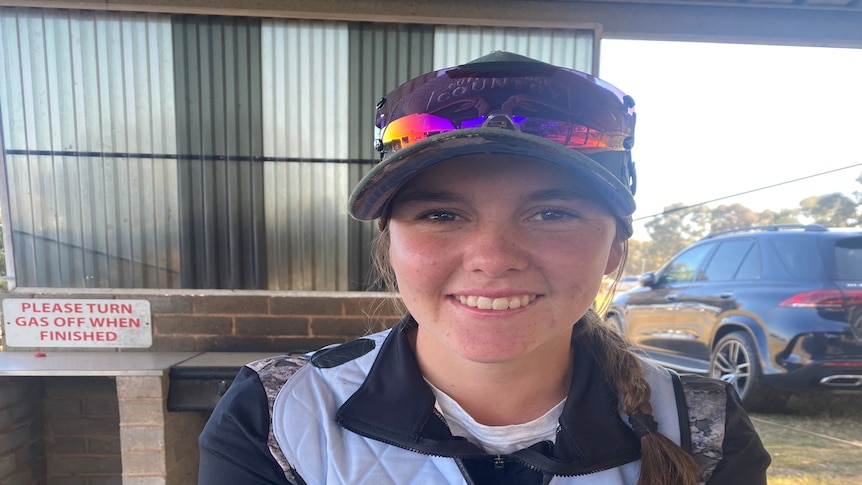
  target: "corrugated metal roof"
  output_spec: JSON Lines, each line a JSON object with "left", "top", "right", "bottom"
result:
{"left": 534, "top": 0, "right": 861, "bottom": 11}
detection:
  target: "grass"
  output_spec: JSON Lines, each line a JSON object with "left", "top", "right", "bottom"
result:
{"left": 749, "top": 394, "right": 862, "bottom": 485}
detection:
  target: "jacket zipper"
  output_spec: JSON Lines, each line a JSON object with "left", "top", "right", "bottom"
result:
{"left": 494, "top": 455, "right": 506, "bottom": 480}
{"left": 338, "top": 411, "right": 640, "bottom": 479}
{"left": 336, "top": 413, "right": 491, "bottom": 461}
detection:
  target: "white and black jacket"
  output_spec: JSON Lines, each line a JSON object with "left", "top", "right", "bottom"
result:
{"left": 199, "top": 314, "right": 770, "bottom": 484}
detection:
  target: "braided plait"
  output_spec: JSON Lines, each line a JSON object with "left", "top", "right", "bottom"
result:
{"left": 579, "top": 310, "right": 700, "bottom": 485}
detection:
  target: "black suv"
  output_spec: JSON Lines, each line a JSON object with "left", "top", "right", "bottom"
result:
{"left": 607, "top": 224, "right": 862, "bottom": 410}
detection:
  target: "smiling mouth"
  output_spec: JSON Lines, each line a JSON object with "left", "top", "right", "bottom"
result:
{"left": 456, "top": 295, "right": 537, "bottom": 310}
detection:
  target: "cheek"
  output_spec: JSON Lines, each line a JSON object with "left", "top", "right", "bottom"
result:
{"left": 388, "top": 229, "right": 450, "bottom": 290}
{"left": 539, "top": 231, "right": 616, "bottom": 284}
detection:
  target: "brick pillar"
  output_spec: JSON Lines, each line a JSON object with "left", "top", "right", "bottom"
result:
{"left": 117, "top": 376, "right": 170, "bottom": 485}
{"left": 116, "top": 375, "right": 206, "bottom": 485}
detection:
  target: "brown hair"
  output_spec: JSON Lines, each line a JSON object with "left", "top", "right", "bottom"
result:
{"left": 370, "top": 218, "right": 700, "bottom": 485}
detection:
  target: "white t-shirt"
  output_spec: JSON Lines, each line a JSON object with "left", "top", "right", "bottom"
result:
{"left": 426, "top": 380, "right": 565, "bottom": 455}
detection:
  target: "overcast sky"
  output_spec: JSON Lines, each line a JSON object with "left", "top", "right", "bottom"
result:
{"left": 599, "top": 40, "right": 862, "bottom": 240}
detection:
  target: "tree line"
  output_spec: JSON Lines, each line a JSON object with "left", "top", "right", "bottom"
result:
{"left": 623, "top": 173, "right": 862, "bottom": 276}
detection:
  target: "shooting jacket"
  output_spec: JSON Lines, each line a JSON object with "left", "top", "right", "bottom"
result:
{"left": 199, "top": 314, "right": 770, "bottom": 484}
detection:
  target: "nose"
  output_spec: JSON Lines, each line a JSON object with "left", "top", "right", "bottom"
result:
{"left": 461, "top": 219, "right": 529, "bottom": 277}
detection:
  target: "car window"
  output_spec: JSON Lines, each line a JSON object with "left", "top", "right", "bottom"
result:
{"left": 660, "top": 243, "right": 714, "bottom": 285}
{"left": 771, "top": 236, "right": 824, "bottom": 279}
{"left": 834, "top": 236, "right": 862, "bottom": 280}
{"left": 700, "top": 239, "right": 756, "bottom": 281}
{"left": 735, "top": 242, "right": 761, "bottom": 280}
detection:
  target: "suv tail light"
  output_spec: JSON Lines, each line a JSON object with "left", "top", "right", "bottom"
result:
{"left": 779, "top": 289, "right": 862, "bottom": 308}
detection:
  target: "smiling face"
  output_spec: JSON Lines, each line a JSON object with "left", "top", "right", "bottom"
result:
{"left": 387, "top": 154, "right": 623, "bottom": 368}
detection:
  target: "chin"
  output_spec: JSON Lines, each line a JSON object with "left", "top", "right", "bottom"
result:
{"left": 453, "top": 340, "right": 537, "bottom": 364}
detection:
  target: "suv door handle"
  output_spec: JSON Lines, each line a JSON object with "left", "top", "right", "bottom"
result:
{"left": 665, "top": 294, "right": 678, "bottom": 301}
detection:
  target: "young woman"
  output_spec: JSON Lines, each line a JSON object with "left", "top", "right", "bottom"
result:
{"left": 199, "top": 51, "right": 770, "bottom": 485}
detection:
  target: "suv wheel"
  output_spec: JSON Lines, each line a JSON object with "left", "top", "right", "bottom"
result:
{"left": 709, "top": 331, "right": 781, "bottom": 411}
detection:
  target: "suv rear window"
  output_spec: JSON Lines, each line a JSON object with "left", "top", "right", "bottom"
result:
{"left": 834, "top": 236, "right": 862, "bottom": 280}
{"left": 771, "top": 237, "right": 824, "bottom": 279}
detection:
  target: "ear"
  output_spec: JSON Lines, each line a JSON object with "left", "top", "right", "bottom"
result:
{"left": 603, "top": 239, "right": 624, "bottom": 275}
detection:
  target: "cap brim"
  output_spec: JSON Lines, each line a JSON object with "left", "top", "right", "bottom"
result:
{"left": 349, "top": 128, "right": 636, "bottom": 221}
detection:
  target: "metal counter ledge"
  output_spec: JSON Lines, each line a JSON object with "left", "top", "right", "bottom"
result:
{"left": 0, "top": 351, "right": 201, "bottom": 376}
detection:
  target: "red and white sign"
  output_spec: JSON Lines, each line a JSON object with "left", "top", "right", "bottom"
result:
{"left": 2, "top": 299, "right": 152, "bottom": 348}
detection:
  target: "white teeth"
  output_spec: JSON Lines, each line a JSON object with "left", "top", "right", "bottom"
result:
{"left": 457, "top": 295, "right": 535, "bottom": 310}
{"left": 492, "top": 298, "right": 509, "bottom": 310}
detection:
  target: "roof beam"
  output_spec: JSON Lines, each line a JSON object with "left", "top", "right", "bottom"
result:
{"left": 2, "top": 0, "right": 861, "bottom": 48}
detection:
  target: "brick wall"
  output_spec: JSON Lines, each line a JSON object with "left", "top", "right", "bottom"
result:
{"left": 0, "top": 289, "right": 404, "bottom": 484}
{"left": 0, "top": 377, "right": 45, "bottom": 484}
{"left": 2, "top": 288, "right": 402, "bottom": 353}
{"left": 0, "top": 375, "right": 210, "bottom": 485}
{"left": 162, "top": 405, "right": 207, "bottom": 485}
{"left": 43, "top": 377, "right": 121, "bottom": 484}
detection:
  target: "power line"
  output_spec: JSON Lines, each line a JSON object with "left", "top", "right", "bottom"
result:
{"left": 634, "top": 162, "right": 862, "bottom": 222}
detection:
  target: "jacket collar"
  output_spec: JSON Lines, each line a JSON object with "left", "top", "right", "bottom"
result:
{"left": 335, "top": 315, "right": 641, "bottom": 474}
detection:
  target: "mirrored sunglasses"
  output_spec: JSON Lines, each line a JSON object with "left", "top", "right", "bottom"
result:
{"left": 374, "top": 61, "right": 636, "bottom": 157}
